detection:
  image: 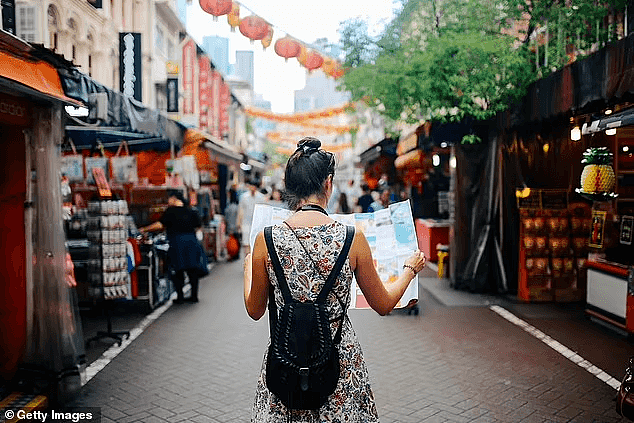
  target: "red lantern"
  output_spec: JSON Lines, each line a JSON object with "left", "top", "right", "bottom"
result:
{"left": 261, "top": 26, "right": 274, "bottom": 50}
{"left": 274, "top": 36, "right": 301, "bottom": 61}
{"left": 199, "top": 0, "right": 232, "bottom": 19}
{"left": 303, "top": 50, "right": 324, "bottom": 71}
{"left": 227, "top": 2, "right": 240, "bottom": 31}
{"left": 239, "top": 15, "right": 270, "bottom": 42}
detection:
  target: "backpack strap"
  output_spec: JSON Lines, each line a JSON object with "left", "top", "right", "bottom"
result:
{"left": 264, "top": 226, "right": 293, "bottom": 304}
{"left": 316, "top": 225, "right": 355, "bottom": 303}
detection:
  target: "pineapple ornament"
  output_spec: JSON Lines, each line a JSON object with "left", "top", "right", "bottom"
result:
{"left": 575, "top": 147, "right": 619, "bottom": 201}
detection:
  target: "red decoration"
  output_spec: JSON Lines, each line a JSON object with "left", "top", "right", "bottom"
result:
{"left": 303, "top": 50, "right": 324, "bottom": 71}
{"left": 261, "top": 26, "right": 274, "bottom": 50}
{"left": 199, "top": 0, "right": 232, "bottom": 19}
{"left": 274, "top": 36, "right": 301, "bottom": 61}
{"left": 227, "top": 2, "right": 240, "bottom": 31}
{"left": 239, "top": 15, "right": 270, "bottom": 42}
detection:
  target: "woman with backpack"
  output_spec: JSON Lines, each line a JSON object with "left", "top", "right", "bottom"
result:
{"left": 243, "top": 137, "right": 427, "bottom": 422}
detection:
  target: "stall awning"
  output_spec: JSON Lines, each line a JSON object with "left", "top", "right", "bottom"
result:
{"left": 0, "top": 49, "right": 81, "bottom": 106}
{"left": 65, "top": 126, "right": 174, "bottom": 152}
{"left": 359, "top": 138, "right": 398, "bottom": 165}
{"left": 582, "top": 106, "right": 634, "bottom": 134}
{"left": 184, "top": 129, "right": 242, "bottom": 165}
{"left": 395, "top": 149, "right": 424, "bottom": 170}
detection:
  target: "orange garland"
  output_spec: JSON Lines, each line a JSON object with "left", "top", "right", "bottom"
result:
{"left": 244, "top": 103, "right": 356, "bottom": 123}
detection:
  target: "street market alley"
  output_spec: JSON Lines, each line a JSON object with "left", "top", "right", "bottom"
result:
{"left": 66, "top": 259, "right": 632, "bottom": 423}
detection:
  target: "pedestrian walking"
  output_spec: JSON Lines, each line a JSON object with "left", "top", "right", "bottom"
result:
{"left": 224, "top": 187, "right": 241, "bottom": 261}
{"left": 368, "top": 188, "right": 391, "bottom": 212}
{"left": 336, "top": 191, "right": 351, "bottom": 214}
{"left": 238, "top": 179, "right": 266, "bottom": 255}
{"left": 243, "top": 137, "right": 427, "bottom": 422}
{"left": 139, "top": 190, "right": 207, "bottom": 303}
{"left": 356, "top": 184, "right": 373, "bottom": 213}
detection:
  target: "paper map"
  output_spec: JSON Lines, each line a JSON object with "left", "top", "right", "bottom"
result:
{"left": 250, "top": 200, "right": 419, "bottom": 309}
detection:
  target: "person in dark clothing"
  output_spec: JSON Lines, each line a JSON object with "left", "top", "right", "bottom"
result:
{"left": 356, "top": 184, "right": 374, "bottom": 213}
{"left": 139, "top": 190, "right": 206, "bottom": 303}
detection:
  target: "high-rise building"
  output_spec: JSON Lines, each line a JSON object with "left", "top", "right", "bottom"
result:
{"left": 294, "top": 71, "right": 350, "bottom": 113}
{"left": 202, "top": 36, "right": 230, "bottom": 76}
{"left": 177, "top": 0, "right": 188, "bottom": 26}
{"left": 234, "top": 50, "right": 254, "bottom": 90}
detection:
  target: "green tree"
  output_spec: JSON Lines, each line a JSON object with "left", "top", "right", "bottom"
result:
{"left": 338, "top": 0, "right": 626, "bottom": 128}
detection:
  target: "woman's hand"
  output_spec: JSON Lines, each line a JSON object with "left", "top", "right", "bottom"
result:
{"left": 403, "top": 249, "right": 426, "bottom": 275}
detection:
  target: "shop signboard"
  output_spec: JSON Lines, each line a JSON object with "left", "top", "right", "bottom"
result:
{"left": 198, "top": 56, "right": 211, "bottom": 130}
{"left": 1, "top": 0, "right": 16, "bottom": 35}
{"left": 589, "top": 210, "right": 607, "bottom": 249}
{"left": 166, "top": 78, "right": 178, "bottom": 113}
{"left": 621, "top": 215, "right": 633, "bottom": 245}
{"left": 211, "top": 70, "right": 221, "bottom": 138}
{"left": 119, "top": 32, "right": 142, "bottom": 101}
{"left": 0, "top": 93, "right": 29, "bottom": 126}
{"left": 182, "top": 39, "right": 196, "bottom": 115}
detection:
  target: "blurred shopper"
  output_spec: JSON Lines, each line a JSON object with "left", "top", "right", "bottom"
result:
{"left": 139, "top": 190, "right": 206, "bottom": 303}
{"left": 238, "top": 180, "right": 266, "bottom": 255}
{"left": 268, "top": 186, "right": 285, "bottom": 208}
{"left": 368, "top": 189, "right": 391, "bottom": 212}
{"left": 336, "top": 192, "right": 351, "bottom": 214}
{"left": 224, "top": 187, "right": 241, "bottom": 261}
{"left": 356, "top": 184, "right": 374, "bottom": 213}
{"left": 244, "top": 137, "right": 427, "bottom": 421}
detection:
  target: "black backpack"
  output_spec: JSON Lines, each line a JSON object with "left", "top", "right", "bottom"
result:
{"left": 264, "top": 224, "right": 355, "bottom": 410}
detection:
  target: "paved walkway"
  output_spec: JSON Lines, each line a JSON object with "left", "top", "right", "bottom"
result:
{"left": 67, "top": 259, "right": 629, "bottom": 422}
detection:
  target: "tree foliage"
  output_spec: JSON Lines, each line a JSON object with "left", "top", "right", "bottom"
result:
{"left": 337, "top": 0, "right": 627, "bottom": 126}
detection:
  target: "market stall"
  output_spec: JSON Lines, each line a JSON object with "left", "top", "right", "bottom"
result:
{"left": 0, "top": 34, "right": 85, "bottom": 402}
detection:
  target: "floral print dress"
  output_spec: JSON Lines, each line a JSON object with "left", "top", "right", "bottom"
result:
{"left": 252, "top": 221, "right": 380, "bottom": 423}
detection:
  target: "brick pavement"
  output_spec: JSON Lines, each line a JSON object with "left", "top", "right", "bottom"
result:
{"left": 67, "top": 259, "right": 629, "bottom": 422}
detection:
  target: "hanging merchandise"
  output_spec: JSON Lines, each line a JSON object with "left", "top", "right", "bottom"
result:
{"left": 85, "top": 156, "right": 109, "bottom": 185}
{"left": 274, "top": 36, "right": 301, "bottom": 61}
{"left": 261, "top": 26, "right": 274, "bottom": 50}
{"left": 110, "top": 141, "right": 139, "bottom": 183}
{"left": 200, "top": 0, "right": 233, "bottom": 19}
{"left": 239, "top": 15, "right": 270, "bottom": 42}
{"left": 227, "top": 2, "right": 240, "bottom": 31}
{"left": 60, "top": 138, "right": 84, "bottom": 182}
{"left": 576, "top": 147, "right": 618, "bottom": 201}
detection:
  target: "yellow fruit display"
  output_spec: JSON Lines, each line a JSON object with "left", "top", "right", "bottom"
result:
{"left": 580, "top": 164, "right": 615, "bottom": 193}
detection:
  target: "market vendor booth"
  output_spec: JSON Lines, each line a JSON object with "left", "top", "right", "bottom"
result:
{"left": 0, "top": 33, "right": 85, "bottom": 404}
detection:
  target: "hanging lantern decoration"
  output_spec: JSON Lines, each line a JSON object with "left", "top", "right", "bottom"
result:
{"left": 239, "top": 15, "right": 270, "bottom": 43}
{"left": 199, "top": 0, "right": 233, "bottom": 20}
{"left": 302, "top": 50, "right": 324, "bottom": 72}
{"left": 322, "top": 57, "right": 336, "bottom": 75}
{"left": 297, "top": 45, "right": 309, "bottom": 67}
{"left": 261, "top": 26, "right": 274, "bottom": 50}
{"left": 329, "top": 63, "right": 346, "bottom": 79}
{"left": 575, "top": 147, "right": 618, "bottom": 201}
{"left": 274, "top": 36, "right": 301, "bottom": 61}
{"left": 227, "top": 2, "right": 240, "bottom": 32}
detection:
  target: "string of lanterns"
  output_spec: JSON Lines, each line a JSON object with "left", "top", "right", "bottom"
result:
{"left": 243, "top": 103, "right": 356, "bottom": 123}
{"left": 199, "top": 0, "right": 346, "bottom": 78}
{"left": 276, "top": 143, "right": 352, "bottom": 156}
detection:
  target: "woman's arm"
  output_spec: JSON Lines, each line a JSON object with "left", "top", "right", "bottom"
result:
{"left": 244, "top": 231, "right": 270, "bottom": 320}
{"left": 351, "top": 231, "right": 425, "bottom": 316}
{"left": 139, "top": 221, "right": 164, "bottom": 234}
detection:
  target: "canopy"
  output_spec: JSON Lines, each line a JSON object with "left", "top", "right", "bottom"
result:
{"left": 59, "top": 69, "right": 185, "bottom": 149}
{"left": 65, "top": 126, "right": 174, "bottom": 152}
{"left": 0, "top": 35, "right": 81, "bottom": 105}
{"left": 184, "top": 128, "right": 242, "bottom": 166}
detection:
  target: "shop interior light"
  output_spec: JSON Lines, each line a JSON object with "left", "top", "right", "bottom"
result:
{"left": 65, "top": 105, "right": 89, "bottom": 117}
{"left": 606, "top": 128, "right": 617, "bottom": 136}
{"left": 543, "top": 143, "right": 550, "bottom": 153}
{"left": 432, "top": 154, "right": 440, "bottom": 167}
{"left": 570, "top": 126, "right": 581, "bottom": 141}
{"left": 624, "top": 146, "right": 630, "bottom": 153}
{"left": 449, "top": 156, "right": 457, "bottom": 169}
{"left": 440, "top": 142, "right": 448, "bottom": 148}
{"left": 605, "top": 109, "right": 613, "bottom": 115}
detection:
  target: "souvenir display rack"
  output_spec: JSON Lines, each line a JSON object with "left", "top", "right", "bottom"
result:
{"left": 85, "top": 199, "right": 131, "bottom": 346}
{"left": 517, "top": 189, "right": 592, "bottom": 302}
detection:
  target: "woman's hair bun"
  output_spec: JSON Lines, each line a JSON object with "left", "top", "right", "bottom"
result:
{"left": 297, "top": 137, "right": 321, "bottom": 153}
